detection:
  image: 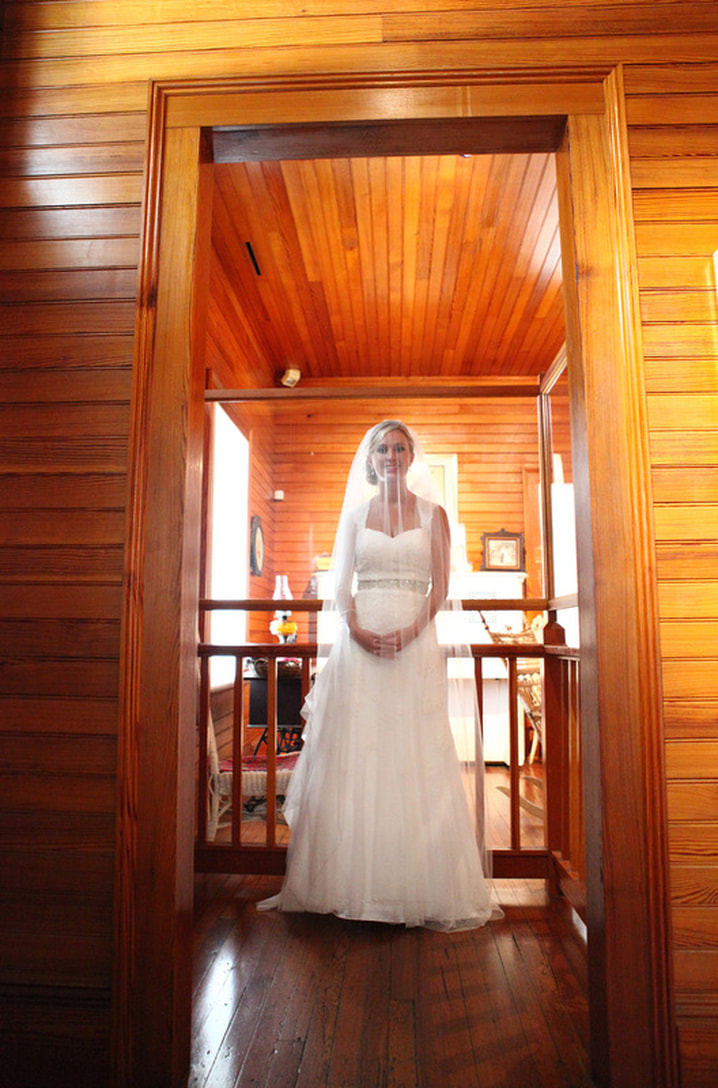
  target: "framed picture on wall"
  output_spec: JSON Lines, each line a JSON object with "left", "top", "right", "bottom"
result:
{"left": 249, "top": 514, "right": 265, "bottom": 576}
{"left": 481, "top": 529, "right": 525, "bottom": 572}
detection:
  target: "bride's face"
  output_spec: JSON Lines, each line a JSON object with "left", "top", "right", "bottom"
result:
{"left": 370, "top": 428, "right": 414, "bottom": 484}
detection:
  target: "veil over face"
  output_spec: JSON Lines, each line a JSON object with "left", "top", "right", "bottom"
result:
{"left": 335, "top": 420, "right": 441, "bottom": 532}
{"left": 364, "top": 419, "right": 415, "bottom": 488}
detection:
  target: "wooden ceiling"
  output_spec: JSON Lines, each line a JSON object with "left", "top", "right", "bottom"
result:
{"left": 206, "top": 129, "right": 565, "bottom": 387}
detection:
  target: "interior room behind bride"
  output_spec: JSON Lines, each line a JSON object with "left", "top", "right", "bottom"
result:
{"left": 259, "top": 420, "right": 502, "bottom": 930}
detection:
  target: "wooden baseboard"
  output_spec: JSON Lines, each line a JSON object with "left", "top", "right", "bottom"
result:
{"left": 492, "top": 848, "right": 550, "bottom": 879}
{"left": 195, "top": 842, "right": 288, "bottom": 874}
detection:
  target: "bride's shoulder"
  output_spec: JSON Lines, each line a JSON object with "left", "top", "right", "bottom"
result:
{"left": 418, "top": 499, "right": 450, "bottom": 542}
{"left": 416, "top": 495, "right": 445, "bottom": 520}
{"left": 346, "top": 500, "right": 371, "bottom": 528}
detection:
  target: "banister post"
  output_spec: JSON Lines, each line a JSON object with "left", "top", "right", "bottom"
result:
{"left": 543, "top": 612, "right": 566, "bottom": 898}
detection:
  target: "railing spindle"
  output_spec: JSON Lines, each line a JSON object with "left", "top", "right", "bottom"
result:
{"left": 197, "top": 655, "right": 210, "bottom": 843}
{"left": 195, "top": 601, "right": 583, "bottom": 918}
{"left": 266, "top": 657, "right": 278, "bottom": 847}
{"left": 569, "top": 660, "right": 584, "bottom": 881}
{"left": 231, "top": 655, "right": 244, "bottom": 846}
{"left": 474, "top": 655, "right": 484, "bottom": 822}
{"left": 508, "top": 657, "right": 521, "bottom": 851}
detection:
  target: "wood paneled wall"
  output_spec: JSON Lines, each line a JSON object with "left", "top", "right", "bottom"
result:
{"left": 626, "top": 69, "right": 718, "bottom": 1080}
{"left": 266, "top": 398, "right": 541, "bottom": 642}
{"left": 213, "top": 396, "right": 550, "bottom": 644}
{"left": 1, "top": 3, "right": 717, "bottom": 1086}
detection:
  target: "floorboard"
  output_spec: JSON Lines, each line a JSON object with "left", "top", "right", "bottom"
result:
{"left": 191, "top": 874, "right": 593, "bottom": 1088}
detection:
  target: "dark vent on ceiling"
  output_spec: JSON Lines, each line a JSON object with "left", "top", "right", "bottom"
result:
{"left": 245, "top": 242, "right": 261, "bottom": 276}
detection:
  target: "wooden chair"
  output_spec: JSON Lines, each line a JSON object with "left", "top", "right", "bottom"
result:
{"left": 517, "top": 659, "right": 543, "bottom": 764}
{"left": 207, "top": 709, "right": 233, "bottom": 841}
{"left": 205, "top": 708, "right": 300, "bottom": 841}
{"left": 487, "top": 619, "right": 543, "bottom": 765}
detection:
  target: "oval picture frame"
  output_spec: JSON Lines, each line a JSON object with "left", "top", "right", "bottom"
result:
{"left": 249, "top": 514, "right": 265, "bottom": 576}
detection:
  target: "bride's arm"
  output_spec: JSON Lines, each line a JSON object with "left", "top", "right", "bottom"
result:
{"left": 334, "top": 510, "right": 380, "bottom": 653}
{"left": 334, "top": 510, "right": 357, "bottom": 622}
{"left": 427, "top": 503, "right": 451, "bottom": 616}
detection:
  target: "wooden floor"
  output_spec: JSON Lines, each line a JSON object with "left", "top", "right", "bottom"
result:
{"left": 191, "top": 873, "right": 593, "bottom": 1088}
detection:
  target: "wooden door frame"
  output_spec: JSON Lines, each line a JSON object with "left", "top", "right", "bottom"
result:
{"left": 115, "top": 69, "right": 675, "bottom": 1087}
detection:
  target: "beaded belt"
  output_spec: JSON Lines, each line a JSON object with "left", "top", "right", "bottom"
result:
{"left": 357, "top": 578, "right": 428, "bottom": 593}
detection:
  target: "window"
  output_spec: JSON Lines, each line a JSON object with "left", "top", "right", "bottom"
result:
{"left": 209, "top": 406, "right": 249, "bottom": 686}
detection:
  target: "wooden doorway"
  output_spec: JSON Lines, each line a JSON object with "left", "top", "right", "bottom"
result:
{"left": 116, "top": 71, "right": 673, "bottom": 1088}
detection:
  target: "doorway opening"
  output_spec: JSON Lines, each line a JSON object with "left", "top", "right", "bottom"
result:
{"left": 117, "top": 72, "right": 671, "bottom": 1088}
{"left": 198, "top": 109, "right": 580, "bottom": 860}
{"left": 198, "top": 123, "right": 575, "bottom": 877}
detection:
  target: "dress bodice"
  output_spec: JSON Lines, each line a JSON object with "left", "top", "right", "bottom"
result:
{"left": 355, "top": 526, "right": 431, "bottom": 585}
{"left": 352, "top": 526, "right": 431, "bottom": 634}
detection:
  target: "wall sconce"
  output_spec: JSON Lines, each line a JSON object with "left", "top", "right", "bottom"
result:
{"left": 280, "top": 366, "right": 301, "bottom": 387}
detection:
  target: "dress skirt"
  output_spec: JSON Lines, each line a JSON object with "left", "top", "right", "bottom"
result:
{"left": 258, "top": 528, "right": 495, "bottom": 931}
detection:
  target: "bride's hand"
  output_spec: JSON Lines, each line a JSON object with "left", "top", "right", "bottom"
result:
{"left": 366, "top": 626, "right": 420, "bottom": 657}
{"left": 374, "top": 630, "right": 403, "bottom": 657}
{"left": 386, "top": 622, "right": 422, "bottom": 655}
{"left": 350, "top": 621, "right": 402, "bottom": 657}
{"left": 348, "top": 620, "right": 382, "bottom": 656}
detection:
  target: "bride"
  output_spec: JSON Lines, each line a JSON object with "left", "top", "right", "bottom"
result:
{"left": 258, "top": 420, "right": 499, "bottom": 930}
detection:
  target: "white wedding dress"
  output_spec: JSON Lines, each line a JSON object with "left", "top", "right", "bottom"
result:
{"left": 259, "top": 514, "right": 496, "bottom": 930}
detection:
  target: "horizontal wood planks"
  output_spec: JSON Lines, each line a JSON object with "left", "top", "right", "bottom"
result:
{"left": 628, "top": 60, "right": 718, "bottom": 1087}
{"left": 211, "top": 391, "right": 572, "bottom": 641}
{"left": 0, "top": 2, "right": 717, "bottom": 1085}
{"left": 261, "top": 397, "right": 552, "bottom": 644}
{"left": 0, "top": 7, "right": 141, "bottom": 1065}
{"left": 0, "top": 286, "right": 128, "bottom": 1009}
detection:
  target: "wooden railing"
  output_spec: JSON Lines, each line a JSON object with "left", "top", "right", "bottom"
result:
{"left": 544, "top": 642, "right": 585, "bottom": 909}
{"left": 195, "top": 598, "right": 585, "bottom": 914}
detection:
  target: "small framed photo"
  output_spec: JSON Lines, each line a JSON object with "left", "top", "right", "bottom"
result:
{"left": 481, "top": 529, "right": 525, "bottom": 572}
{"left": 249, "top": 515, "right": 265, "bottom": 576}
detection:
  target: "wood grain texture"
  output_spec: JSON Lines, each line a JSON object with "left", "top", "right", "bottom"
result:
{"left": 114, "top": 120, "right": 211, "bottom": 1088}
{"left": 245, "top": 396, "right": 557, "bottom": 634}
{"left": 1, "top": 4, "right": 717, "bottom": 1087}
{"left": 190, "top": 871, "right": 591, "bottom": 1088}
{"left": 630, "top": 65, "right": 718, "bottom": 1061}
{"left": 208, "top": 151, "right": 564, "bottom": 380}
{"left": 557, "top": 84, "right": 674, "bottom": 1085}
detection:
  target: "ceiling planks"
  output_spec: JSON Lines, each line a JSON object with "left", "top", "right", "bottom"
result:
{"left": 207, "top": 146, "right": 565, "bottom": 383}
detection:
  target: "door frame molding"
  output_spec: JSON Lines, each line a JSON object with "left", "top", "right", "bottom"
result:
{"left": 115, "top": 68, "right": 675, "bottom": 1088}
